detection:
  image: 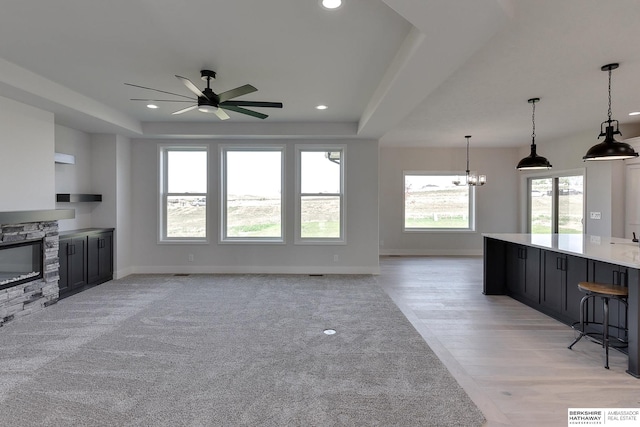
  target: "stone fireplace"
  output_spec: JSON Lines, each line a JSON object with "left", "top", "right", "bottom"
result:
{"left": 0, "top": 209, "right": 73, "bottom": 326}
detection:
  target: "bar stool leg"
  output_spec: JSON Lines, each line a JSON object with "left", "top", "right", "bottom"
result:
{"left": 569, "top": 294, "right": 591, "bottom": 349}
{"left": 603, "top": 296, "right": 609, "bottom": 369}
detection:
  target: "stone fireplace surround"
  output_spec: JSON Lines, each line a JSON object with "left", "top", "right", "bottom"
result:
{"left": 0, "top": 209, "right": 73, "bottom": 326}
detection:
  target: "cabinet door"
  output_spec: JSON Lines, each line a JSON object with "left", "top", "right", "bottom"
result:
{"left": 68, "top": 237, "right": 87, "bottom": 289}
{"left": 505, "top": 244, "right": 525, "bottom": 297}
{"left": 87, "top": 232, "right": 113, "bottom": 285}
{"left": 542, "top": 251, "right": 564, "bottom": 313}
{"left": 58, "top": 238, "right": 71, "bottom": 292}
{"left": 523, "top": 246, "right": 541, "bottom": 304}
{"left": 563, "top": 255, "right": 588, "bottom": 323}
{"left": 505, "top": 244, "right": 540, "bottom": 304}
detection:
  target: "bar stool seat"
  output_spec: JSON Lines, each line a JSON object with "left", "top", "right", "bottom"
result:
{"left": 568, "top": 281, "right": 628, "bottom": 369}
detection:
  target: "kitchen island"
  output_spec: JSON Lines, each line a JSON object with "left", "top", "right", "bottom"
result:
{"left": 484, "top": 233, "right": 640, "bottom": 377}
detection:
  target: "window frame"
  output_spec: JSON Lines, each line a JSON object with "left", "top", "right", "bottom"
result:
{"left": 403, "top": 171, "right": 476, "bottom": 233}
{"left": 158, "top": 145, "right": 209, "bottom": 244}
{"left": 295, "top": 144, "right": 346, "bottom": 245}
{"left": 219, "top": 144, "right": 286, "bottom": 244}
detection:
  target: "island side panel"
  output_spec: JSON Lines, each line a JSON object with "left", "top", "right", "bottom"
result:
{"left": 484, "top": 237, "right": 506, "bottom": 295}
{"left": 628, "top": 268, "right": 640, "bottom": 378}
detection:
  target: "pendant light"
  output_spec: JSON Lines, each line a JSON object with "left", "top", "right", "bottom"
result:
{"left": 516, "top": 98, "right": 552, "bottom": 170}
{"left": 583, "top": 63, "right": 638, "bottom": 161}
{"left": 453, "top": 135, "right": 486, "bottom": 186}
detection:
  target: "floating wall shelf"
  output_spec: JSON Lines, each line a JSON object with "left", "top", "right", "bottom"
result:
{"left": 56, "top": 194, "right": 102, "bottom": 203}
{"left": 54, "top": 153, "right": 76, "bottom": 164}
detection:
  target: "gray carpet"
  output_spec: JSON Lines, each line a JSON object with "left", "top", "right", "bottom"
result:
{"left": 0, "top": 274, "right": 484, "bottom": 426}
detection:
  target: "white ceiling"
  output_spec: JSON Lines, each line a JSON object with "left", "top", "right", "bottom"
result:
{"left": 0, "top": 0, "right": 639, "bottom": 148}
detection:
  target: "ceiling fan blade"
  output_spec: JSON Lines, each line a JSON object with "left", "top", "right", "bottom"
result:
{"left": 124, "top": 83, "right": 194, "bottom": 100}
{"left": 171, "top": 105, "right": 198, "bottom": 115}
{"left": 214, "top": 108, "right": 230, "bottom": 120}
{"left": 175, "top": 75, "right": 208, "bottom": 100}
{"left": 221, "top": 101, "right": 283, "bottom": 108}
{"left": 131, "top": 98, "right": 194, "bottom": 103}
{"left": 221, "top": 105, "right": 268, "bottom": 119}
{"left": 218, "top": 84, "right": 257, "bottom": 102}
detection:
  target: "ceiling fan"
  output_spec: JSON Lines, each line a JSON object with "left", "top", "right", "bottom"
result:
{"left": 125, "top": 70, "right": 283, "bottom": 120}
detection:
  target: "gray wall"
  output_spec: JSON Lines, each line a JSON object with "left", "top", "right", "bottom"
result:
{"left": 379, "top": 146, "right": 520, "bottom": 255}
{"left": 55, "top": 124, "right": 95, "bottom": 230}
{"left": 130, "top": 138, "right": 380, "bottom": 274}
{"left": 0, "top": 96, "right": 55, "bottom": 211}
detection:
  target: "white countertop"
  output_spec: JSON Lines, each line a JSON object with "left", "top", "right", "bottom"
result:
{"left": 484, "top": 233, "right": 640, "bottom": 269}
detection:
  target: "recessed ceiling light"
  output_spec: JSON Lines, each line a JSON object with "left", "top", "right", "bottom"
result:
{"left": 316, "top": 105, "right": 328, "bottom": 110}
{"left": 321, "top": 0, "right": 342, "bottom": 10}
{"left": 630, "top": 111, "right": 640, "bottom": 116}
{"left": 323, "top": 329, "right": 336, "bottom": 335}
{"left": 147, "top": 104, "right": 158, "bottom": 109}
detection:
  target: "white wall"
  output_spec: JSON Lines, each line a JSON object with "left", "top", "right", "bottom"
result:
{"left": 91, "top": 134, "right": 133, "bottom": 279}
{"left": 130, "top": 139, "right": 380, "bottom": 274}
{"left": 55, "top": 124, "right": 95, "bottom": 230}
{"left": 379, "top": 146, "right": 520, "bottom": 255}
{"left": 0, "top": 96, "right": 55, "bottom": 211}
{"left": 115, "top": 135, "right": 133, "bottom": 278}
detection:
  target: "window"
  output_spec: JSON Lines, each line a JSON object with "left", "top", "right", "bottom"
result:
{"left": 221, "top": 146, "right": 284, "bottom": 242}
{"left": 159, "top": 146, "right": 208, "bottom": 242}
{"left": 296, "top": 147, "right": 345, "bottom": 243}
{"left": 404, "top": 172, "right": 474, "bottom": 231}
{"left": 528, "top": 173, "right": 583, "bottom": 234}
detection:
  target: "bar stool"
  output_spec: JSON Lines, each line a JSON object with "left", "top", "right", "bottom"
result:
{"left": 568, "top": 281, "right": 628, "bottom": 369}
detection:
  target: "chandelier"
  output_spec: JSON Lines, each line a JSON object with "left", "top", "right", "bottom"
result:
{"left": 453, "top": 135, "right": 486, "bottom": 186}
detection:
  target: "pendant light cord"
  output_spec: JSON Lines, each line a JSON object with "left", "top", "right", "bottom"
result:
{"left": 607, "top": 66, "right": 613, "bottom": 123}
{"left": 465, "top": 136, "right": 470, "bottom": 174}
{"left": 531, "top": 99, "right": 536, "bottom": 142}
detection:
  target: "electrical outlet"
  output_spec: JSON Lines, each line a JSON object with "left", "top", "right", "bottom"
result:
{"left": 333, "top": 254, "right": 339, "bottom": 262}
{"left": 590, "top": 212, "right": 602, "bottom": 220}
{"left": 188, "top": 254, "right": 194, "bottom": 262}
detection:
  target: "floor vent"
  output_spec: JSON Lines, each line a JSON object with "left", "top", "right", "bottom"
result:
{"left": 174, "top": 274, "right": 190, "bottom": 277}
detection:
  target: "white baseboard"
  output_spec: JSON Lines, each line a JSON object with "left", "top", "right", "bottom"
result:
{"left": 379, "top": 249, "right": 483, "bottom": 256}
{"left": 114, "top": 266, "right": 134, "bottom": 280}
{"left": 129, "top": 265, "right": 380, "bottom": 275}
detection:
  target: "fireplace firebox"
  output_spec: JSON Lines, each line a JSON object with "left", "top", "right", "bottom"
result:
{"left": 0, "top": 239, "right": 43, "bottom": 291}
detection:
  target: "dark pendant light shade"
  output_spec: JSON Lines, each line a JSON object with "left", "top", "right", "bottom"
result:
{"left": 517, "top": 98, "right": 552, "bottom": 170}
{"left": 516, "top": 145, "right": 552, "bottom": 170}
{"left": 583, "top": 63, "right": 638, "bottom": 161}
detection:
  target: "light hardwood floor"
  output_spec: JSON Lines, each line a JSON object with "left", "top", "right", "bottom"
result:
{"left": 377, "top": 256, "right": 640, "bottom": 427}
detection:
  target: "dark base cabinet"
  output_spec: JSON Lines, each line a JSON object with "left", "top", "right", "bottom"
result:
{"left": 58, "top": 228, "right": 114, "bottom": 298}
{"left": 484, "top": 237, "right": 616, "bottom": 328}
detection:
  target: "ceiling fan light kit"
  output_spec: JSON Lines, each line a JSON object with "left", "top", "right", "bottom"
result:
{"left": 125, "top": 69, "right": 283, "bottom": 120}
{"left": 516, "top": 98, "right": 552, "bottom": 170}
{"left": 583, "top": 63, "right": 638, "bottom": 161}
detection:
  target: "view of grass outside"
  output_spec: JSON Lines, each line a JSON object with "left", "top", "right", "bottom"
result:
{"left": 224, "top": 150, "right": 283, "bottom": 239}
{"left": 530, "top": 178, "right": 552, "bottom": 233}
{"left": 300, "top": 196, "right": 340, "bottom": 238}
{"left": 163, "top": 147, "right": 345, "bottom": 240}
{"left": 164, "top": 149, "right": 207, "bottom": 239}
{"left": 404, "top": 174, "right": 471, "bottom": 229}
{"left": 166, "top": 196, "right": 206, "bottom": 238}
{"left": 300, "top": 150, "right": 342, "bottom": 239}
{"left": 530, "top": 175, "right": 583, "bottom": 234}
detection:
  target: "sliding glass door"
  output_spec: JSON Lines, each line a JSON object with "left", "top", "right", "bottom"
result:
{"left": 528, "top": 174, "right": 583, "bottom": 234}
